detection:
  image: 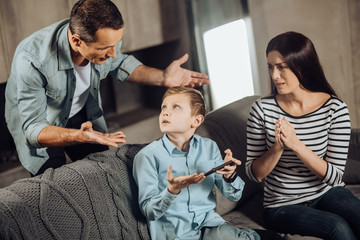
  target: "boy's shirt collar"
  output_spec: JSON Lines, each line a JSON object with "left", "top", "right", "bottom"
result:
{"left": 161, "top": 134, "right": 200, "bottom": 157}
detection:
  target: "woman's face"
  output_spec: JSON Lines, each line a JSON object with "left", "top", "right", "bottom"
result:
{"left": 267, "top": 50, "right": 301, "bottom": 95}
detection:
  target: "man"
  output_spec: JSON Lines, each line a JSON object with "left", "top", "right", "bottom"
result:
{"left": 5, "top": 0, "right": 209, "bottom": 176}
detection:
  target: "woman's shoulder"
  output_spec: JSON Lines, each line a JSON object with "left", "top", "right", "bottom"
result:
{"left": 328, "top": 95, "right": 347, "bottom": 104}
{"left": 250, "top": 95, "right": 277, "bottom": 110}
{"left": 255, "top": 95, "right": 277, "bottom": 104}
{"left": 318, "top": 95, "right": 350, "bottom": 125}
{"left": 324, "top": 95, "right": 349, "bottom": 112}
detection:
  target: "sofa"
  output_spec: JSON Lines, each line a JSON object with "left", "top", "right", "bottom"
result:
{"left": 0, "top": 95, "right": 359, "bottom": 240}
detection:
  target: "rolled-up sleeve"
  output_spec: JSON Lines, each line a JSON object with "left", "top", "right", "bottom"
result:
{"left": 11, "top": 54, "right": 50, "bottom": 148}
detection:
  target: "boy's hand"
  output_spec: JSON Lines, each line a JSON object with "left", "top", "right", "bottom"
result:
{"left": 167, "top": 165, "right": 205, "bottom": 195}
{"left": 216, "top": 149, "right": 241, "bottom": 179}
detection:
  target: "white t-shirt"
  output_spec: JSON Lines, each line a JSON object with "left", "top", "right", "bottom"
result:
{"left": 69, "top": 62, "right": 91, "bottom": 118}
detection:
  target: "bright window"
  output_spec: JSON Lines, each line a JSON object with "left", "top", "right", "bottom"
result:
{"left": 203, "top": 19, "right": 254, "bottom": 109}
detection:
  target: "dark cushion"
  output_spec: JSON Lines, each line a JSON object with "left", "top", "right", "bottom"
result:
{"left": 197, "top": 95, "right": 263, "bottom": 208}
{"left": 343, "top": 128, "right": 360, "bottom": 184}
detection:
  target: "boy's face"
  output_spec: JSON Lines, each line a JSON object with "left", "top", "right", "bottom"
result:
{"left": 159, "top": 93, "right": 201, "bottom": 136}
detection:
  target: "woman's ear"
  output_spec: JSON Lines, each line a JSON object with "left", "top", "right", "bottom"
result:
{"left": 192, "top": 115, "right": 204, "bottom": 128}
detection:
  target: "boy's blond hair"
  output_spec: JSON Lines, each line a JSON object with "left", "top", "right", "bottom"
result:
{"left": 162, "top": 87, "right": 206, "bottom": 117}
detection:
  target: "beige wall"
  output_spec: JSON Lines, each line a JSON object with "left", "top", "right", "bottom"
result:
{"left": 0, "top": 0, "right": 359, "bottom": 127}
{"left": 349, "top": 0, "right": 360, "bottom": 129}
{"left": 249, "top": 0, "right": 360, "bottom": 128}
{"left": 0, "top": 0, "right": 178, "bottom": 83}
{"left": 0, "top": 0, "right": 76, "bottom": 83}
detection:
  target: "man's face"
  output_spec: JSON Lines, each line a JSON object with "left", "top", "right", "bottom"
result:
{"left": 78, "top": 28, "right": 123, "bottom": 65}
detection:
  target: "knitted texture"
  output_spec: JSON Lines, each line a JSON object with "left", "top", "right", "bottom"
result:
{"left": 0, "top": 144, "right": 150, "bottom": 240}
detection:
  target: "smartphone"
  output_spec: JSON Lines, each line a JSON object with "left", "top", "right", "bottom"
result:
{"left": 204, "top": 161, "right": 234, "bottom": 177}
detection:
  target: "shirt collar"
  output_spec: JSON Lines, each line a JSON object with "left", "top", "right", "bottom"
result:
{"left": 161, "top": 133, "right": 200, "bottom": 157}
{"left": 57, "top": 20, "right": 75, "bottom": 71}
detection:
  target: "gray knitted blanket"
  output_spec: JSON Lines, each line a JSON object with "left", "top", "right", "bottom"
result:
{"left": 0, "top": 144, "right": 150, "bottom": 240}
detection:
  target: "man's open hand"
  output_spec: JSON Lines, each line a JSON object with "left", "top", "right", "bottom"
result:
{"left": 163, "top": 54, "right": 210, "bottom": 88}
{"left": 80, "top": 121, "right": 126, "bottom": 147}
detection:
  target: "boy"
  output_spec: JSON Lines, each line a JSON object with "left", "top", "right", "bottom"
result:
{"left": 133, "top": 87, "right": 260, "bottom": 240}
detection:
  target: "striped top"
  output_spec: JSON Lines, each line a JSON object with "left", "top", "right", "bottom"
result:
{"left": 245, "top": 95, "right": 351, "bottom": 208}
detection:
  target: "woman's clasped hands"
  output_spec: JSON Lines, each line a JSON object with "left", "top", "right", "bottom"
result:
{"left": 275, "top": 117, "right": 301, "bottom": 151}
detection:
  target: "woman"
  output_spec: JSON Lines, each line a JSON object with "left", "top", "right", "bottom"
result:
{"left": 245, "top": 31, "right": 360, "bottom": 239}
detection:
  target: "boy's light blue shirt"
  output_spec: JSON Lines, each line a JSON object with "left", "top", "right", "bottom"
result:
{"left": 133, "top": 134, "right": 245, "bottom": 240}
{"left": 5, "top": 19, "right": 142, "bottom": 174}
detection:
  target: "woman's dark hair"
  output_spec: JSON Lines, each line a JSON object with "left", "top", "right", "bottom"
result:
{"left": 266, "top": 31, "right": 337, "bottom": 96}
{"left": 69, "top": 0, "right": 124, "bottom": 43}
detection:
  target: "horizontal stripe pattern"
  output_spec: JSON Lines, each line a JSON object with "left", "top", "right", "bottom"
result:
{"left": 245, "top": 95, "right": 351, "bottom": 208}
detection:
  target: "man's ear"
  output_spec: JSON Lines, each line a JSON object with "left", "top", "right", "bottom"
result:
{"left": 192, "top": 115, "right": 204, "bottom": 128}
{"left": 71, "top": 33, "right": 82, "bottom": 47}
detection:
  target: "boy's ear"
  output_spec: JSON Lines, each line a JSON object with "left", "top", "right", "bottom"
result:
{"left": 192, "top": 115, "right": 204, "bottom": 128}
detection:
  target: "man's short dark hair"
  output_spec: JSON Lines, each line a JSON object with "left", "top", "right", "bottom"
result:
{"left": 69, "top": 0, "right": 124, "bottom": 43}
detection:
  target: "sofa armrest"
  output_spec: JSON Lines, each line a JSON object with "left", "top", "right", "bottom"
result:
{"left": 343, "top": 128, "right": 360, "bottom": 184}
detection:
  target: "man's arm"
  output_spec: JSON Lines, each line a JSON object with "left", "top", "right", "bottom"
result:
{"left": 128, "top": 54, "right": 210, "bottom": 87}
{"left": 38, "top": 121, "right": 126, "bottom": 147}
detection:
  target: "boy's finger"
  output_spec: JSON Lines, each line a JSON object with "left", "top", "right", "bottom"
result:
{"left": 195, "top": 174, "right": 205, "bottom": 182}
{"left": 166, "top": 166, "right": 173, "bottom": 180}
{"left": 231, "top": 158, "right": 242, "bottom": 165}
{"left": 224, "top": 149, "right": 232, "bottom": 156}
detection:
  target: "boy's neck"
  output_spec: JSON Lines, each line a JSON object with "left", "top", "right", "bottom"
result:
{"left": 166, "top": 132, "right": 195, "bottom": 152}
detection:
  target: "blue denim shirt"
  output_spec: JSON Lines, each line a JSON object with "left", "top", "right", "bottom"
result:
{"left": 5, "top": 19, "right": 142, "bottom": 174}
{"left": 133, "top": 134, "right": 245, "bottom": 240}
